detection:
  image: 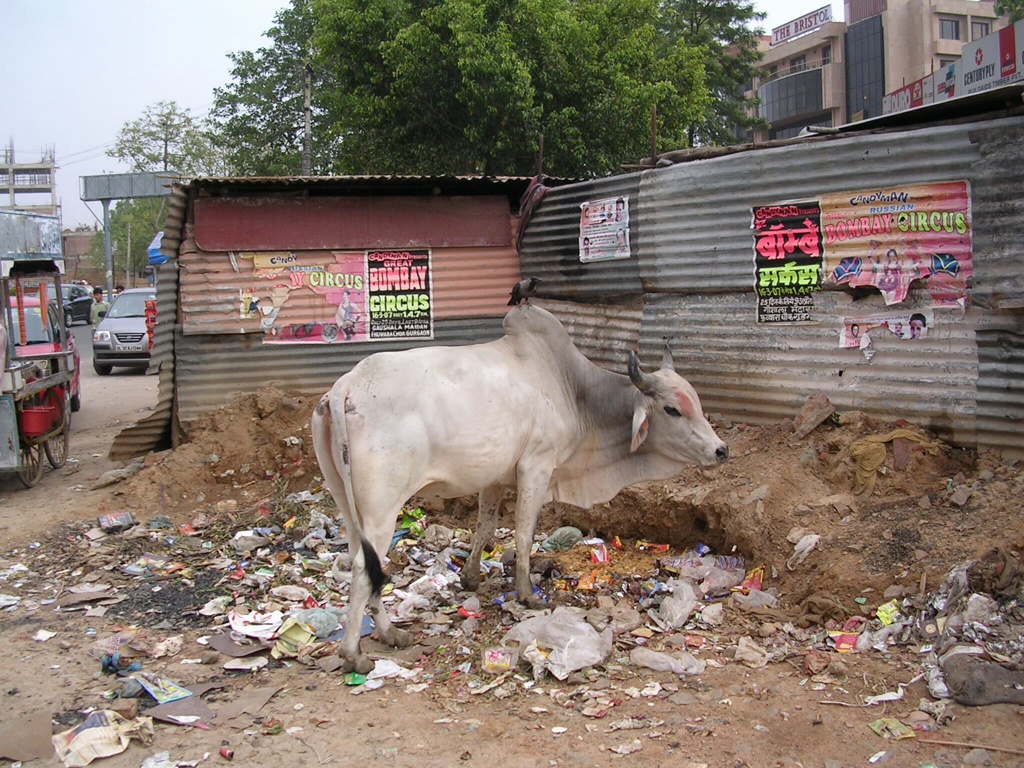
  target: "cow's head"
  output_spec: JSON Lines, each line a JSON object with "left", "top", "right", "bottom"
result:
{"left": 627, "top": 344, "right": 728, "bottom": 468}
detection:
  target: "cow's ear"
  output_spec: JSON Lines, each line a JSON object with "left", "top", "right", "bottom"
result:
{"left": 631, "top": 402, "right": 649, "bottom": 452}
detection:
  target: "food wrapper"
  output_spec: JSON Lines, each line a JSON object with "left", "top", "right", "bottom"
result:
{"left": 481, "top": 645, "right": 519, "bottom": 674}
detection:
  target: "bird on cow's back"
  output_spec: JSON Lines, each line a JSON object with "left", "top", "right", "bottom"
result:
{"left": 508, "top": 276, "right": 541, "bottom": 306}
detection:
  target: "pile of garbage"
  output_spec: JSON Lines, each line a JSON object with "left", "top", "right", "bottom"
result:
{"left": 1, "top": 488, "right": 1022, "bottom": 765}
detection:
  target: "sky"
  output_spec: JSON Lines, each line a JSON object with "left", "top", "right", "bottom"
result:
{"left": 0, "top": 0, "right": 842, "bottom": 230}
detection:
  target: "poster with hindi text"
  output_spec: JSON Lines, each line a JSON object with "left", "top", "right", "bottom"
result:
{"left": 751, "top": 201, "right": 823, "bottom": 323}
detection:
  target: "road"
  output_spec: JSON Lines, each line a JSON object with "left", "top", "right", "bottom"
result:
{"left": 0, "top": 321, "right": 160, "bottom": 538}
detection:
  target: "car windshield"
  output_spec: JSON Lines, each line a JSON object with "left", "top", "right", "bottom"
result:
{"left": 106, "top": 292, "right": 154, "bottom": 319}
{"left": 7, "top": 306, "right": 53, "bottom": 344}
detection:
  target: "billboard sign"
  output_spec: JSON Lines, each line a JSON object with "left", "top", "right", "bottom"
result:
{"left": 771, "top": 5, "right": 832, "bottom": 46}
{"left": 960, "top": 19, "right": 1024, "bottom": 96}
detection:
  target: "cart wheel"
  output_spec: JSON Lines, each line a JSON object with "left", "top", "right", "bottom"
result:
{"left": 17, "top": 444, "right": 45, "bottom": 488}
{"left": 44, "top": 392, "right": 71, "bottom": 470}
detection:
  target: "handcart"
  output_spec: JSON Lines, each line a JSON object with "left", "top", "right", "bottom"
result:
{"left": 1, "top": 212, "right": 77, "bottom": 488}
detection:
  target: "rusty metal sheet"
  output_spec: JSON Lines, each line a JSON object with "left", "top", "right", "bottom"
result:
{"left": 194, "top": 196, "right": 513, "bottom": 252}
{"left": 518, "top": 175, "right": 642, "bottom": 300}
{"left": 533, "top": 298, "right": 642, "bottom": 371}
{"left": 173, "top": 316, "right": 505, "bottom": 427}
{"left": 177, "top": 245, "right": 517, "bottom": 336}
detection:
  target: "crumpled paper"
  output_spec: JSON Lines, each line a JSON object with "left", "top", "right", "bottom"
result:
{"left": 52, "top": 711, "right": 154, "bottom": 768}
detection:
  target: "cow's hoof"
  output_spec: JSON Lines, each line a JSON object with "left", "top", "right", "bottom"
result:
{"left": 338, "top": 650, "right": 375, "bottom": 675}
{"left": 522, "top": 592, "right": 548, "bottom": 610}
{"left": 380, "top": 626, "right": 413, "bottom": 648}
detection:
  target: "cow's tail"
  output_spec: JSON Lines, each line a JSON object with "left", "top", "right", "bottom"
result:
{"left": 313, "top": 392, "right": 388, "bottom": 597}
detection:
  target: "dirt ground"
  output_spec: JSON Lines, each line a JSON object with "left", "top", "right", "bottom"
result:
{"left": 2, "top": 385, "right": 1023, "bottom": 768}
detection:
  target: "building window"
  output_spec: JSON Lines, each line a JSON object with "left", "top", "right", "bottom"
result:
{"left": 767, "top": 65, "right": 778, "bottom": 81}
{"left": 821, "top": 45, "right": 832, "bottom": 65}
{"left": 971, "top": 21, "right": 990, "bottom": 41}
{"left": 790, "top": 55, "right": 806, "bottom": 73}
{"left": 940, "top": 18, "right": 961, "bottom": 41}
{"left": 939, "top": 57, "right": 957, "bottom": 68}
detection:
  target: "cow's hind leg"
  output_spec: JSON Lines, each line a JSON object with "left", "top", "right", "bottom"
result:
{"left": 370, "top": 594, "right": 412, "bottom": 649}
{"left": 338, "top": 539, "right": 377, "bottom": 675}
{"left": 461, "top": 485, "right": 502, "bottom": 592}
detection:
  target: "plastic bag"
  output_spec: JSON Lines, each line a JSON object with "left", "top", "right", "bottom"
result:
{"left": 786, "top": 534, "right": 821, "bottom": 570}
{"left": 504, "top": 606, "right": 612, "bottom": 680}
{"left": 650, "top": 580, "right": 700, "bottom": 630}
{"left": 732, "top": 590, "right": 779, "bottom": 609}
{"left": 539, "top": 526, "right": 583, "bottom": 553}
{"left": 630, "top": 646, "right": 705, "bottom": 676}
{"left": 700, "top": 566, "right": 745, "bottom": 597}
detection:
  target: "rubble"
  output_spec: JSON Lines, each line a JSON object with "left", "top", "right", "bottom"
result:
{"left": 2, "top": 386, "right": 1022, "bottom": 766}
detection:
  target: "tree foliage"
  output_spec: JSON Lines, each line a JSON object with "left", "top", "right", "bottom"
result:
{"left": 996, "top": 0, "right": 1023, "bottom": 22}
{"left": 310, "top": 0, "right": 712, "bottom": 176}
{"left": 658, "top": 0, "right": 766, "bottom": 146}
{"left": 207, "top": 0, "right": 768, "bottom": 176}
{"left": 110, "top": 100, "right": 225, "bottom": 176}
{"left": 210, "top": 0, "right": 341, "bottom": 175}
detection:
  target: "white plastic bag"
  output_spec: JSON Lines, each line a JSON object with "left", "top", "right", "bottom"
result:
{"left": 651, "top": 580, "right": 700, "bottom": 630}
{"left": 630, "top": 646, "right": 705, "bottom": 676}
{"left": 504, "top": 606, "right": 612, "bottom": 680}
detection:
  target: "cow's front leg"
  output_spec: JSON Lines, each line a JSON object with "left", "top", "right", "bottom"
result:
{"left": 513, "top": 465, "right": 552, "bottom": 609}
{"left": 461, "top": 485, "right": 502, "bottom": 591}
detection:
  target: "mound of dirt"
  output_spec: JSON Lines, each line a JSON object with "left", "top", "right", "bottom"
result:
{"left": 112, "top": 386, "right": 1024, "bottom": 611}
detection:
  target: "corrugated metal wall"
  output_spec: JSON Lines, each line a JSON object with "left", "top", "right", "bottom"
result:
{"left": 966, "top": 121, "right": 1024, "bottom": 311}
{"left": 109, "top": 259, "right": 178, "bottom": 459}
{"left": 641, "top": 124, "right": 979, "bottom": 293}
{"left": 173, "top": 316, "right": 504, "bottom": 427}
{"left": 964, "top": 120, "right": 1024, "bottom": 456}
{"left": 520, "top": 116, "right": 1024, "bottom": 457}
{"left": 178, "top": 243, "right": 520, "bottom": 334}
{"left": 534, "top": 298, "right": 642, "bottom": 372}
{"left": 519, "top": 175, "right": 642, "bottom": 299}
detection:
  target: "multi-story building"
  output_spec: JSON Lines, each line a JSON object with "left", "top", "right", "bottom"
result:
{"left": 1, "top": 142, "right": 58, "bottom": 215}
{"left": 746, "top": 0, "right": 1006, "bottom": 141}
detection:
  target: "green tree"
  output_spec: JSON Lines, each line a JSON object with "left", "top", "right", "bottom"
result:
{"left": 210, "top": 0, "right": 340, "bottom": 175}
{"left": 658, "top": 0, "right": 767, "bottom": 146}
{"left": 86, "top": 199, "right": 163, "bottom": 287}
{"left": 310, "top": 0, "right": 711, "bottom": 176}
{"left": 996, "top": 0, "right": 1023, "bottom": 21}
{"left": 110, "top": 100, "right": 226, "bottom": 176}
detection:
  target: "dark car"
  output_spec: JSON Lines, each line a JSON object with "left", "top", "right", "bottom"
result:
{"left": 91, "top": 288, "right": 156, "bottom": 375}
{"left": 46, "top": 283, "right": 94, "bottom": 327}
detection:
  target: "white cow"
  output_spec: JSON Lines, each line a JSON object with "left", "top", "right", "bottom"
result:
{"left": 311, "top": 305, "right": 727, "bottom": 673}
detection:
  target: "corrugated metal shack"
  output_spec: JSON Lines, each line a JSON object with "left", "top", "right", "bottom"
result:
{"left": 519, "top": 89, "right": 1024, "bottom": 459}
{"left": 119, "top": 94, "right": 1023, "bottom": 461}
{"left": 115, "top": 175, "right": 551, "bottom": 458}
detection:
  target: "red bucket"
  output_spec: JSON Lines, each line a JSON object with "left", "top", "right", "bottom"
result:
{"left": 19, "top": 406, "right": 55, "bottom": 437}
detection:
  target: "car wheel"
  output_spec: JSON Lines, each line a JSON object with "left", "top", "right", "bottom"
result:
{"left": 93, "top": 362, "right": 112, "bottom": 376}
{"left": 65, "top": 309, "right": 74, "bottom": 327}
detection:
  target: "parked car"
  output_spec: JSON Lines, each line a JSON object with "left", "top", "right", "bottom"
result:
{"left": 45, "top": 282, "right": 94, "bottom": 327}
{"left": 6, "top": 296, "right": 82, "bottom": 411}
{"left": 91, "top": 288, "right": 156, "bottom": 375}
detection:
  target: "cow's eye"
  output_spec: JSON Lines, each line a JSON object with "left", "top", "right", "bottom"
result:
{"left": 663, "top": 406, "right": 681, "bottom": 417}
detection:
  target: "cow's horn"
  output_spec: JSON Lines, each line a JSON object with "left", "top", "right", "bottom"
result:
{"left": 661, "top": 338, "right": 675, "bottom": 370}
{"left": 628, "top": 350, "right": 655, "bottom": 394}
